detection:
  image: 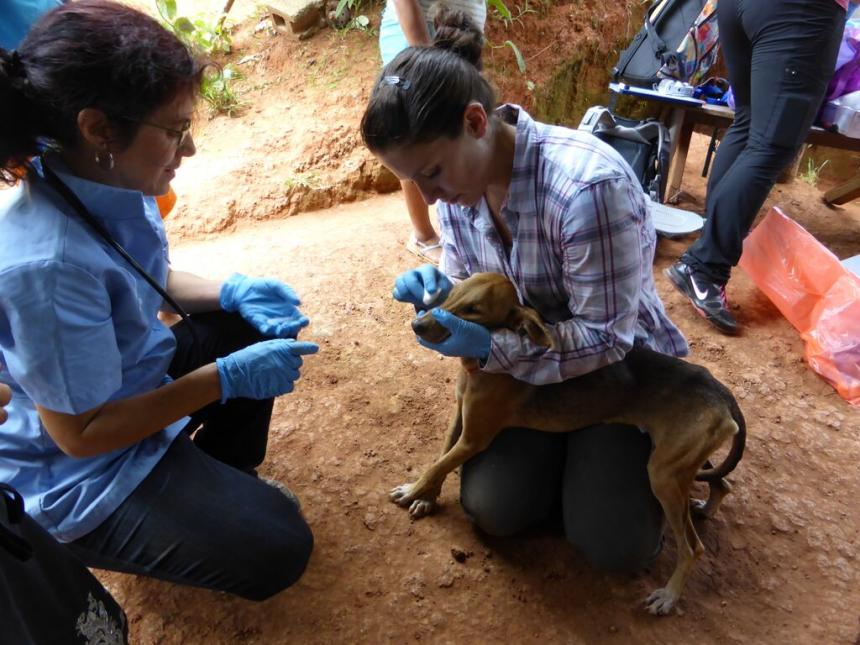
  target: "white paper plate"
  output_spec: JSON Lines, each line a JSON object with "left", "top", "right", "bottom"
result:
{"left": 649, "top": 200, "right": 704, "bottom": 238}
{"left": 842, "top": 254, "right": 860, "bottom": 277}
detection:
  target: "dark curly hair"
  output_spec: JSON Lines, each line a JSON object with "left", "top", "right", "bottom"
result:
{"left": 360, "top": 3, "right": 494, "bottom": 153}
{"left": 0, "top": 0, "right": 205, "bottom": 185}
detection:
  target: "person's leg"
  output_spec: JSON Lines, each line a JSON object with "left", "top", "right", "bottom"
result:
{"left": 682, "top": 0, "right": 844, "bottom": 285}
{"left": 65, "top": 433, "right": 312, "bottom": 601}
{"left": 460, "top": 427, "right": 565, "bottom": 536}
{"left": 168, "top": 311, "right": 273, "bottom": 472}
{"left": 403, "top": 179, "right": 442, "bottom": 260}
{"left": 666, "top": 0, "right": 749, "bottom": 334}
{"left": 701, "top": 0, "right": 751, "bottom": 194}
{"left": 670, "top": 0, "right": 845, "bottom": 332}
{"left": 378, "top": 8, "right": 441, "bottom": 264}
{"left": 562, "top": 424, "right": 663, "bottom": 572}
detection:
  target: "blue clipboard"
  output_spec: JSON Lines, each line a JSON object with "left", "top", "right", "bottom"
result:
{"left": 609, "top": 82, "right": 705, "bottom": 108}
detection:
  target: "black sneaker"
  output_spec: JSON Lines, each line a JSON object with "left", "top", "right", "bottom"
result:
{"left": 664, "top": 261, "right": 739, "bottom": 334}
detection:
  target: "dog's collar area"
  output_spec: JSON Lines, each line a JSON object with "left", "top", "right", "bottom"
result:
{"left": 461, "top": 358, "right": 481, "bottom": 374}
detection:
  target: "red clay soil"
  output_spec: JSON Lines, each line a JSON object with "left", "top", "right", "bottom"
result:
{"left": 92, "top": 3, "right": 860, "bottom": 643}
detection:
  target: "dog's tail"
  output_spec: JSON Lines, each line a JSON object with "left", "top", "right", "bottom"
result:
{"left": 695, "top": 398, "right": 746, "bottom": 482}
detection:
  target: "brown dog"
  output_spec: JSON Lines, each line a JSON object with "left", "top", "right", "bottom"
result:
{"left": 391, "top": 272, "right": 745, "bottom": 615}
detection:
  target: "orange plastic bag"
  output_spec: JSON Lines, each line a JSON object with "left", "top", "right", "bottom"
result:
{"left": 739, "top": 207, "right": 860, "bottom": 406}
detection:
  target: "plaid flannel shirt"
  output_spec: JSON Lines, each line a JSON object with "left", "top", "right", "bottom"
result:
{"left": 438, "top": 105, "right": 688, "bottom": 385}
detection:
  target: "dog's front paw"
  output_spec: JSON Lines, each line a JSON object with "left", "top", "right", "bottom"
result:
{"left": 408, "top": 498, "right": 436, "bottom": 518}
{"left": 645, "top": 587, "right": 679, "bottom": 616}
{"left": 389, "top": 484, "right": 437, "bottom": 518}
{"left": 390, "top": 483, "right": 417, "bottom": 506}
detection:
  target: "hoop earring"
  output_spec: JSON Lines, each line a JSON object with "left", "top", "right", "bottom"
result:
{"left": 95, "top": 150, "right": 115, "bottom": 171}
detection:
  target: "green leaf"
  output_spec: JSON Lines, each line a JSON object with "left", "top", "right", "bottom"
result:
{"left": 174, "top": 16, "right": 195, "bottom": 33}
{"left": 156, "top": 0, "right": 177, "bottom": 20}
{"left": 487, "top": 0, "right": 512, "bottom": 20}
{"left": 505, "top": 40, "right": 526, "bottom": 74}
{"left": 335, "top": 0, "right": 349, "bottom": 17}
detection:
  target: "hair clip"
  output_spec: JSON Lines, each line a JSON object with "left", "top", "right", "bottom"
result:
{"left": 383, "top": 75, "right": 412, "bottom": 90}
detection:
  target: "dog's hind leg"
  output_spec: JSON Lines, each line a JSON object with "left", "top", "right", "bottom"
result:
{"left": 692, "top": 477, "right": 732, "bottom": 519}
{"left": 692, "top": 416, "right": 739, "bottom": 518}
{"left": 645, "top": 463, "right": 704, "bottom": 616}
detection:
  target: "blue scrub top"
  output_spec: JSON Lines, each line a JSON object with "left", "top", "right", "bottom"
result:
{"left": 0, "top": 158, "right": 187, "bottom": 542}
{"left": 0, "top": 0, "right": 62, "bottom": 49}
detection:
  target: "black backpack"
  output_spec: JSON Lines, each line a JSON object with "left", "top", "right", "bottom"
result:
{"left": 578, "top": 106, "right": 671, "bottom": 203}
{"left": 613, "top": 0, "right": 709, "bottom": 88}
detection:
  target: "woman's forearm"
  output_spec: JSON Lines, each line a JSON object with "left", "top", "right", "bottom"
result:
{"left": 37, "top": 364, "right": 222, "bottom": 458}
{"left": 164, "top": 268, "right": 223, "bottom": 313}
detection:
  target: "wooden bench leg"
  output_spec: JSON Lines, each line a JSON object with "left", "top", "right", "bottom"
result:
{"left": 823, "top": 173, "right": 860, "bottom": 205}
{"left": 664, "top": 107, "right": 694, "bottom": 204}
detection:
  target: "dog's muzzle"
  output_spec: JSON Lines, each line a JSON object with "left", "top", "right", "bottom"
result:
{"left": 411, "top": 312, "right": 451, "bottom": 344}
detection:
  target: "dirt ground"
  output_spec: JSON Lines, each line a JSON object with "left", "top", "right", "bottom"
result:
{"left": 97, "top": 2, "right": 860, "bottom": 643}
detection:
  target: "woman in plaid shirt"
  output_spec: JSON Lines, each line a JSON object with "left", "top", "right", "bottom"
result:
{"left": 361, "top": 9, "right": 688, "bottom": 572}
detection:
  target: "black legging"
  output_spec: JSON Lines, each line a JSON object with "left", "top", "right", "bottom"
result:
{"left": 460, "top": 424, "right": 663, "bottom": 572}
{"left": 681, "top": 0, "right": 846, "bottom": 285}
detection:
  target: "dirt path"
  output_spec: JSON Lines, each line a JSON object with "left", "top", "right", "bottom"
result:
{"left": 93, "top": 3, "right": 860, "bottom": 642}
{"left": 95, "top": 183, "right": 860, "bottom": 644}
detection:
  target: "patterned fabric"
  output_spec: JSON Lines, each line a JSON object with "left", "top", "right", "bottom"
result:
{"left": 437, "top": 105, "right": 688, "bottom": 386}
{"left": 76, "top": 593, "right": 126, "bottom": 645}
{"left": 658, "top": 0, "right": 720, "bottom": 85}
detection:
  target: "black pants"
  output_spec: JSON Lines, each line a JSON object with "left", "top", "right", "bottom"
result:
{"left": 681, "top": 0, "right": 845, "bottom": 285}
{"left": 1, "top": 484, "right": 128, "bottom": 644}
{"left": 460, "top": 424, "right": 664, "bottom": 572}
{"left": 168, "top": 310, "right": 274, "bottom": 472}
{"left": 66, "top": 312, "right": 313, "bottom": 601}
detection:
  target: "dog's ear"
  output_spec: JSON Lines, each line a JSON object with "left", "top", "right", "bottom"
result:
{"left": 512, "top": 306, "right": 555, "bottom": 350}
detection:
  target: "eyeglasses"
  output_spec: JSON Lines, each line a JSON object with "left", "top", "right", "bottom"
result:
{"left": 119, "top": 116, "right": 192, "bottom": 146}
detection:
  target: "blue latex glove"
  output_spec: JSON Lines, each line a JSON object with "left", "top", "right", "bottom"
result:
{"left": 417, "top": 308, "right": 491, "bottom": 360}
{"left": 220, "top": 273, "right": 309, "bottom": 339}
{"left": 216, "top": 339, "right": 319, "bottom": 402}
{"left": 393, "top": 264, "right": 453, "bottom": 310}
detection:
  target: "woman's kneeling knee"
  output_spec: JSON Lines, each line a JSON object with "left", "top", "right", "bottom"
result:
{"left": 237, "top": 516, "right": 314, "bottom": 601}
{"left": 460, "top": 491, "right": 536, "bottom": 537}
{"left": 570, "top": 531, "right": 662, "bottom": 573}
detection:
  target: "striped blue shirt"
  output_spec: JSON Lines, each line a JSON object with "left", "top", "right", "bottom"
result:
{"left": 438, "top": 105, "right": 688, "bottom": 385}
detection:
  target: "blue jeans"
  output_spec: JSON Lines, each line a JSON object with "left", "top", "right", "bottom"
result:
{"left": 460, "top": 424, "right": 664, "bottom": 572}
{"left": 682, "top": 0, "right": 845, "bottom": 285}
{"left": 65, "top": 312, "right": 313, "bottom": 601}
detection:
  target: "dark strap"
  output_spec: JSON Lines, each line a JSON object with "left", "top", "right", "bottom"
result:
{"left": 644, "top": 0, "right": 670, "bottom": 58}
{"left": 39, "top": 159, "right": 201, "bottom": 353}
{"left": 0, "top": 484, "right": 33, "bottom": 561}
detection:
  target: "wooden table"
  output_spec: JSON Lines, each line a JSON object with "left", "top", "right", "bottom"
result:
{"left": 662, "top": 103, "right": 860, "bottom": 205}
{"left": 609, "top": 85, "right": 860, "bottom": 205}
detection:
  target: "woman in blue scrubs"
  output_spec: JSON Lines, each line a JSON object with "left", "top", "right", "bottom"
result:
{"left": 0, "top": 0, "right": 315, "bottom": 600}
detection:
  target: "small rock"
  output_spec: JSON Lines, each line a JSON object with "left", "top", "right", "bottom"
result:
{"left": 729, "top": 534, "right": 747, "bottom": 550}
{"left": 770, "top": 513, "right": 792, "bottom": 534}
{"left": 451, "top": 548, "right": 470, "bottom": 563}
